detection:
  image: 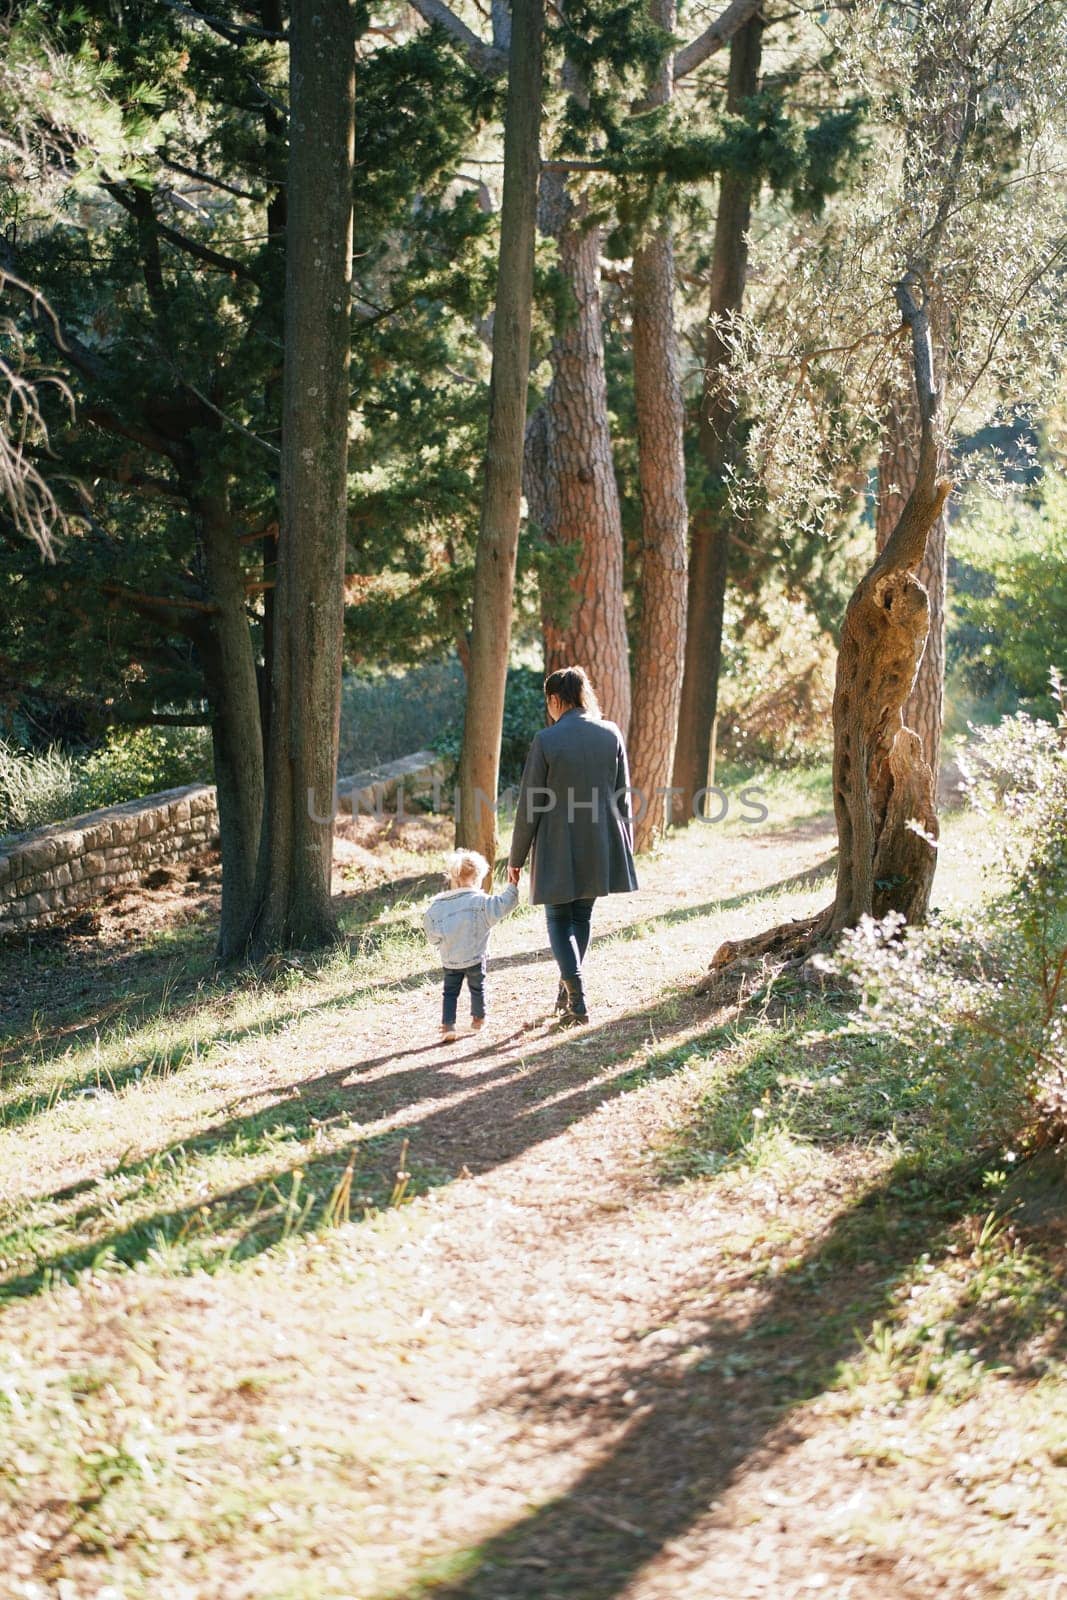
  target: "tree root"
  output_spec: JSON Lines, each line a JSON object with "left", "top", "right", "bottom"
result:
{"left": 695, "top": 905, "right": 833, "bottom": 997}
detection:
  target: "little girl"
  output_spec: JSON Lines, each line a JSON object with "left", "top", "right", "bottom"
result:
{"left": 423, "top": 849, "right": 519, "bottom": 1041}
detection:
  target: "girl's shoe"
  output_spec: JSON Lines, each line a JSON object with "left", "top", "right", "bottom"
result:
{"left": 440, "top": 1025, "right": 458, "bottom": 1043}
{"left": 471, "top": 1017, "right": 485, "bottom": 1032}
{"left": 554, "top": 981, "right": 568, "bottom": 1014}
{"left": 559, "top": 976, "right": 589, "bottom": 1027}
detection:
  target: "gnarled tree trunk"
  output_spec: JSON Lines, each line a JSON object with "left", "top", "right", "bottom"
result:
{"left": 455, "top": 0, "right": 544, "bottom": 872}
{"left": 530, "top": 163, "right": 631, "bottom": 735}
{"left": 628, "top": 0, "right": 689, "bottom": 855}
{"left": 245, "top": 0, "right": 355, "bottom": 954}
{"left": 876, "top": 328, "right": 949, "bottom": 781}
{"left": 702, "top": 276, "right": 951, "bottom": 981}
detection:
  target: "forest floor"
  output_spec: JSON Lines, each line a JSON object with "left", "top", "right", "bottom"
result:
{"left": 0, "top": 771, "right": 1064, "bottom": 1600}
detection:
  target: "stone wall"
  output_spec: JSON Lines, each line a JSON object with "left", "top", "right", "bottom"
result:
{"left": 0, "top": 749, "right": 441, "bottom": 938}
{"left": 0, "top": 785, "right": 219, "bottom": 937}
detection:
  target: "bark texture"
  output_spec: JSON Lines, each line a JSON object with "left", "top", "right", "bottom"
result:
{"left": 246, "top": 0, "right": 355, "bottom": 953}
{"left": 701, "top": 278, "right": 951, "bottom": 981}
{"left": 628, "top": 0, "right": 689, "bottom": 854}
{"left": 876, "top": 328, "right": 949, "bottom": 781}
{"left": 455, "top": 0, "right": 544, "bottom": 872}
{"left": 672, "top": 16, "right": 762, "bottom": 822}
{"left": 196, "top": 495, "right": 264, "bottom": 958}
{"left": 529, "top": 164, "right": 631, "bottom": 735}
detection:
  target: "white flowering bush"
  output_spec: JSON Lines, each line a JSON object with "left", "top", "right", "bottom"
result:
{"left": 825, "top": 688, "right": 1067, "bottom": 1149}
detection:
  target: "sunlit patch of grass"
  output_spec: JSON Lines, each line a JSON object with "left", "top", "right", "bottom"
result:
{"left": 808, "top": 1191, "right": 1067, "bottom": 1588}
{"left": 832, "top": 1196, "right": 1067, "bottom": 1408}
{"left": 1, "top": 912, "right": 440, "bottom": 1132}
{"left": 713, "top": 759, "right": 833, "bottom": 832}
{"left": 0, "top": 1108, "right": 446, "bottom": 1302}
{"left": 0, "top": 1207, "right": 467, "bottom": 1597}
{"left": 655, "top": 1005, "right": 917, "bottom": 1186}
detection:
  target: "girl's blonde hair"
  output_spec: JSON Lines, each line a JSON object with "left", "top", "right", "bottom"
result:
{"left": 445, "top": 848, "right": 489, "bottom": 888}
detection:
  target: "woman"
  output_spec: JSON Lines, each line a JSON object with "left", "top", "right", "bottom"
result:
{"left": 507, "top": 665, "right": 638, "bottom": 1025}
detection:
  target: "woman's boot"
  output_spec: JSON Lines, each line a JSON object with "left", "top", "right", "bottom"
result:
{"left": 560, "top": 975, "right": 588, "bottom": 1026}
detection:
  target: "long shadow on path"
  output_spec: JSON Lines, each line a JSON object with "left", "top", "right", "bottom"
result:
{"left": 0, "top": 988, "right": 736, "bottom": 1298}
{"left": 0, "top": 847, "right": 836, "bottom": 1133}
{"left": 406, "top": 1158, "right": 999, "bottom": 1600}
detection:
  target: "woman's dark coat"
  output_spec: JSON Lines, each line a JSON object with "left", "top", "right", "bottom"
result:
{"left": 508, "top": 708, "right": 639, "bottom": 906}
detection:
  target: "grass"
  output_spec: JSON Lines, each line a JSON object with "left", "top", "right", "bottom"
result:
{"left": 0, "top": 785, "right": 1063, "bottom": 1599}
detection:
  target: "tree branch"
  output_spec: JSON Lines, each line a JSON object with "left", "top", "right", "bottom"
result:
{"left": 101, "top": 583, "right": 219, "bottom": 614}
{"left": 894, "top": 274, "right": 937, "bottom": 435}
{"left": 181, "top": 382, "right": 281, "bottom": 455}
{"left": 0, "top": 252, "right": 108, "bottom": 388}
{"left": 84, "top": 407, "right": 179, "bottom": 460}
{"left": 674, "top": 0, "right": 765, "bottom": 80}
{"left": 161, "top": 0, "right": 286, "bottom": 43}
{"left": 541, "top": 157, "right": 616, "bottom": 173}
{"left": 92, "top": 467, "right": 186, "bottom": 503}
{"left": 105, "top": 183, "right": 256, "bottom": 281}
{"left": 405, "top": 0, "right": 507, "bottom": 76}
{"left": 160, "top": 153, "right": 266, "bottom": 202}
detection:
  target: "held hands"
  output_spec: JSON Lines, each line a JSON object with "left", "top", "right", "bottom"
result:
{"left": 507, "top": 865, "right": 521, "bottom": 885}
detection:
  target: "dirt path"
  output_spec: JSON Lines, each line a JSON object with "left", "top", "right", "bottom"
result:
{"left": 2, "top": 809, "right": 1061, "bottom": 1600}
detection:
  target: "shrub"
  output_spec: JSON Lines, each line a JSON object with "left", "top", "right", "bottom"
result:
{"left": 949, "top": 474, "right": 1067, "bottom": 720}
{"left": 717, "top": 587, "right": 836, "bottom": 768}
{"left": 338, "top": 660, "right": 466, "bottom": 772}
{"left": 433, "top": 666, "right": 545, "bottom": 791}
{"left": 824, "top": 692, "right": 1067, "bottom": 1151}
{"left": 73, "top": 726, "right": 212, "bottom": 814}
{"left": 0, "top": 726, "right": 212, "bottom": 838}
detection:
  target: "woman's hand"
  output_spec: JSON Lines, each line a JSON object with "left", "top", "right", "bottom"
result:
{"left": 507, "top": 865, "right": 521, "bottom": 885}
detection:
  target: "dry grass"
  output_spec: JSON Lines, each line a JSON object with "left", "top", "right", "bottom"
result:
{"left": 1, "top": 784, "right": 1064, "bottom": 1600}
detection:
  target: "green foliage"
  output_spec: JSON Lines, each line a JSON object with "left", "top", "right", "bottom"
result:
{"left": 0, "top": 741, "right": 80, "bottom": 837}
{"left": 433, "top": 666, "right": 546, "bottom": 791}
{"left": 608, "top": 93, "right": 866, "bottom": 203}
{"left": 0, "top": 725, "right": 211, "bottom": 837}
{"left": 75, "top": 725, "right": 212, "bottom": 813}
{"left": 949, "top": 474, "right": 1067, "bottom": 719}
{"left": 2, "top": 1, "right": 503, "bottom": 739}
{"left": 716, "top": 585, "right": 838, "bottom": 767}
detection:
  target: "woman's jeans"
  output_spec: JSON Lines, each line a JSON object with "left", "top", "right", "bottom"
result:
{"left": 545, "top": 898, "right": 595, "bottom": 980}
{"left": 441, "top": 958, "right": 486, "bottom": 1026}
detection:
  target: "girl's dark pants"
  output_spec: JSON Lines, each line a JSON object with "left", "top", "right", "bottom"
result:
{"left": 545, "top": 898, "right": 596, "bottom": 980}
{"left": 441, "top": 958, "right": 486, "bottom": 1026}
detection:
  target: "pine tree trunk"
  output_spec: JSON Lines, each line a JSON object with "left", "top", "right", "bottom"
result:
{"left": 246, "top": 0, "right": 355, "bottom": 954}
{"left": 628, "top": 0, "right": 688, "bottom": 853}
{"left": 455, "top": 0, "right": 544, "bottom": 872}
{"left": 532, "top": 160, "right": 631, "bottom": 735}
{"left": 876, "top": 347, "right": 948, "bottom": 781}
{"left": 196, "top": 496, "right": 265, "bottom": 959}
{"left": 701, "top": 278, "right": 951, "bottom": 981}
{"left": 671, "top": 15, "right": 762, "bottom": 822}
{"left": 257, "top": 0, "right": 286, "bottom": 764}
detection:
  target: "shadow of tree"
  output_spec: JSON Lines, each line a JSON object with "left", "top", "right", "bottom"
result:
{"left": 0, "top": 852, "right": 835, "bottom": 1132}
{"left": 0, "top": 989, "right": 732, "bottom": 1300}
{"left": 390, "top": 1155, "right": 1052, "bottom": 1600}
{"left": 4, "top": 947, "right": 1059, "bottom": 1598}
